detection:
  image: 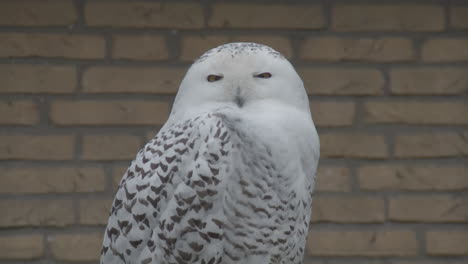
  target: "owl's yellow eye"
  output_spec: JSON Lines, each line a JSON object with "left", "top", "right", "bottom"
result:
{"left": 254, "top": 72, "right": 272, "bottom": 79}
{"left": 207, "top": 75, "right": 223, "bottom": 82}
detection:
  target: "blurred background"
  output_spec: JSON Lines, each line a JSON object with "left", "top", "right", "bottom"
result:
{"left": 0, "top": 0, "right": 467, "bottom": 263}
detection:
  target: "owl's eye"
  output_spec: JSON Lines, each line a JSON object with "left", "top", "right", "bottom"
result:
{"left": 254, "top": 72, "right": 272, "bottom": 79}
{"left": 207, "top": 75, "right": 223, "bottom": 82}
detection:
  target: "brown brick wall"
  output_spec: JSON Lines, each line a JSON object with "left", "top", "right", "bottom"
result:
{"left": 0, "top": 1, "right": 466, "bottom": 263}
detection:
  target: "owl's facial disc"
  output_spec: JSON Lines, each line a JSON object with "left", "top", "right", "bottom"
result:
{"left": 205, "top": 69, "right": 269, "bottom": 108}
{"left": 172, "top": 42, "right": 310, "bottom": 117}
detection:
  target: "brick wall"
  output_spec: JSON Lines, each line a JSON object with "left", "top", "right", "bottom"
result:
{"left": 0, "top": 0, "right": 467, "bottom": 263}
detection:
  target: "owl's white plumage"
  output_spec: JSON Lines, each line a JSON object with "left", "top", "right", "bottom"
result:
{"left": 101, "top": 43, "right": 320, "bottom": 264}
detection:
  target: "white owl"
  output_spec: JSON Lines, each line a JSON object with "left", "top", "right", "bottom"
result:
{"left": 101, "top": 42, "right": 320, "bottom": 264}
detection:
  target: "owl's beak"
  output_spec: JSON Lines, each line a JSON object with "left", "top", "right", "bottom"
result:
{"left": 234, "top": 87, "right": 245, "bottom": 107}
{"left": 234, "top": 95, "right": 245, "bottom": 107}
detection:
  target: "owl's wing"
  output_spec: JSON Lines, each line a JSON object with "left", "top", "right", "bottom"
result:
{"left": 100, "top": 113, "right": 234, "bottom": 264}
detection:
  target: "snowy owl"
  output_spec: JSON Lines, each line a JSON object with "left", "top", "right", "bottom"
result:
{"left": 101, "top": 42, "right": 320, "bottom": 264}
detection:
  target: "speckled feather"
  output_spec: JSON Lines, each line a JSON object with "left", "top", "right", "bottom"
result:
{"left": 101, "top": 43, "right": 319, "bottom": 264}
{"left": 195, "top": 43, "right": 284, "bottom": 64}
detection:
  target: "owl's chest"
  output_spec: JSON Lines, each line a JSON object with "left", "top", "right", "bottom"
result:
{"left": 219, "top": 139, "right": 301, "bottom": 256}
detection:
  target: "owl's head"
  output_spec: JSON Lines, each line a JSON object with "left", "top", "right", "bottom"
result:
{"left": 171, "top": 43, "right": 309, "bottom": 118}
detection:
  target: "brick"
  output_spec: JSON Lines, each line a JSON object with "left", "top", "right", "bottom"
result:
{"left": 389, "top": 195, "right": 468, "bottom": 222}
{"left": 299, "top": 68, "right": 384, "bottom": 95}
{"left": 363, "top": 101, "right": 468, "bottom": 125}
{"left": 301, "top": 37, "right": 414, "bottom": 62}
{"left": 312, "top": 196, "right": 385, "bottom": 223}
{"left": 0, "top": 200, "right": 74, "bottom": 227}
{"left": 393, "top": 261, "right": 468, "bottom": 264}
{"left": 0, "top": 1, "right": 76, "bottom": 26}
{"left": 0, "top": 65, "right": 76, "bottom": 93}
{"left": 113, "top": 165, "right": 129, "bottom": 189}
{"left": 0, "top": 100, "right": 39, "bottom": 125}
{"left": 307, "top": 230, "right": 418, "bottom": 256}
{"left": 305, "top": 261, "right": 466, "bottom": 264}
{"left": 395, "top": 132, "right": 468, "bottom": 158}
{"left": 209, "top": 4, "right": 324, "bottom": 29}
{"left": 0, "top": 235, "right": 43, "bottom": 260}
{"left": 451, "top": 6, "right": 468, "bottom": 29}
{"left": 180, "top": 35, "right": 293, "bottom": 61}
{"left": 321, "top": 133, "right": 387, "bottom": 159}
{"left": 82, "top": 135, "right": 141, "bottom": 160}
{"left": 50, "top": 100, "right": 170, "bottom": 126}
{"left": 310, "top": 101, "right": 355, "bottom": 127}
{"left": 0, "top": 167, "right": 105, "bottom": 194}
{"left": 332, "top": 4, "right": 444, "bottom": 31}
{"left": 82, "top": 67, "right": 183, "bottom": 94}
{"left": 0, "top": 135, "right": 74, "bottom": 160}
{"left": 407, "top": 260, "right": 465, "bottom": 264}
{"left": 181, "top": 36, "right": 228, "bottom": 61}
{"left": 85, "top": 2, "right": 203, "bottom": 29}
{"left": 147, "top": 130, "right": 159, "bottom": 141}
{"left": 50, "top": 233, "right": 102, "bottom": 261}
{"left": 390, "top": 68, "right": 468, "bottom": 95}
{"left": 113, "top": 35, "right": 168, "bottom": 61}
{"left": 0, "top": 33, "right": 105, "bottom": 59}
{"left": 304, "top": 261, "right": 324, "bottom": 264}
{"left": 79, "top": 199, "right": 112, "bottom": 225}
{"left": 426, "top": 231, "right": 468, "bottom": 255}
{"left": 315, "top": 167, "right": 351, "bottom": 192}
{"left": 359, "top": 165, "right": 468, "bottom": 191}
{"left": 422, "top": 39, "right": 468, "bottom": 62}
